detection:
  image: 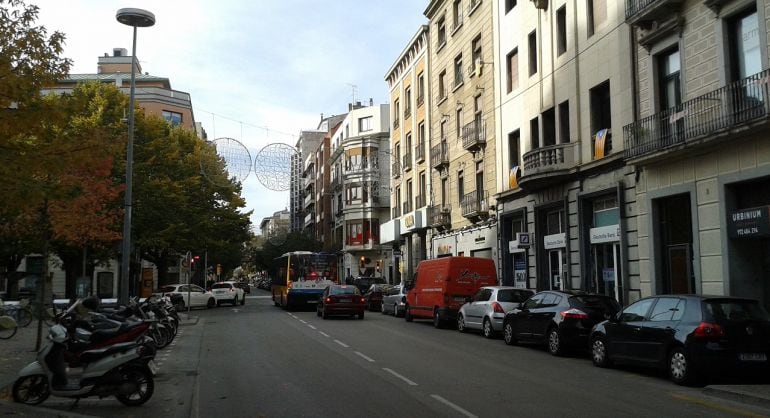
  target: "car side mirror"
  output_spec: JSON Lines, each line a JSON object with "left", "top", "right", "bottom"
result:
{"left": 609, "top": 312, "right": 621, "bottom": 322}
{"left": 465, "top": 296, "right": 473, "bottom": 303}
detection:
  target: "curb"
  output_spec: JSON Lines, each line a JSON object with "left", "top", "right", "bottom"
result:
{"left": 179, "top": 316, "right": 199, "bottom": 326}
{"left": 702, "top": 385, "right": 770, "bottom": 409}
{"left": 0, "top": 399, "right": 100, "bottom": 417}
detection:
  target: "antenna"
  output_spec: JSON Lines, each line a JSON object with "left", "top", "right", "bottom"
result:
{"left": 346, "top": 83, "right": 358, "bottom": 103}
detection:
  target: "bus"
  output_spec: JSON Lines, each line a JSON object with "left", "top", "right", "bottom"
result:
{"left": 271, "top": 251, "right": 338, "bottom": 308}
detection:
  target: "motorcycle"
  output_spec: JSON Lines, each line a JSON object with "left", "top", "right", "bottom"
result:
{"left": 12, "top": 322, "right": 156, "bottom": 406}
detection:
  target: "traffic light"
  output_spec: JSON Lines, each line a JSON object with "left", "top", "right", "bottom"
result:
{"left": 376, "top": 260, "right": 381, "bottom": 272}
{"left": 191, "top": 255, "right": 200, "bottom": 270}
{"left": 359, "top": 256, "right": 365, "bottom": 269}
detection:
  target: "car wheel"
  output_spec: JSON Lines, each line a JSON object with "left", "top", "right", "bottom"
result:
{"left": 457, "top": 314, "right": 467, "bottom": 333}
{"left": 547, "top": 327, "right": 564, "bottom": 356}
{"left": 503, "top": 321, "right": 518, "bottom": 346}
{"left": 232, "top": 296, "right": 238, "bottom": 306}
{"left": 358, "top": 311, "right": 365, "bottom": 320}
{"left": 669, "top": 347, "right": 698, "bottom": 386}
{"left": 433, "top": 310, "right": 443, "bottom": 329}
{"left": 240, "top": 296, "right": 245, "bottom": 306}
{"left": 591, "top": 336, "right": 612, "bottom": 368}
{"left": 322, "top": 307, "right": 328, "bottom": 320}
{"left": 207, "top": 298, "right": 216, "bottom": 309}
{"left": 404, "top": 305, "right": 413, "bottom": 322}
{"left": 482, "top": 318, "right": 495, "bottom": 339}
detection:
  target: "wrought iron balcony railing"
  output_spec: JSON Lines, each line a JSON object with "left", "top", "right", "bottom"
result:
{"left": 461, "top": 190, "right": 489, "bottom": 219}
{"left": 462, "top": 119, "right": 487, "bottom": 151}
{"left": 403, "top": 200, "right": 412, "bottom": 215}
{"left": 415, "top": 142, "right": 426, "bottom": 163}
{"left": 625, "top": 0, "right": 685, "bottom": 24}
{"left": 623, "top": 68, "right": 770, "bottom": 161}
{"left": 428, "top": 204, "right": 451, "bottom": 229}
{"left": 415, "top": 194, "right": 426, "bottom": 209}
{"left": 402, "top": 153, "right": 413, "bottom": 172}
{"left": 431, "top": 141, "right": 450, "bottom": 169}
{"left": 392, "top": 206, "right": 401, "bottom": 219}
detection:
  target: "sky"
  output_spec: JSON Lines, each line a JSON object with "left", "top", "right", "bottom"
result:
{"left": 30, "top": 0, "right": 429, "bottom": 233}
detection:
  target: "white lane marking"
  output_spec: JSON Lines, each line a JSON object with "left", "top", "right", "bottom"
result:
{"left": 334, "top": 339, "right": 349, "bottom": 348}
{"left": 355, "top": 351, "right": 375, "bottom": 362}
{"left": 430, "top": 395, "right": 477, "bottom": 418}
{"left": 299, "top": 320, "right": 307, "bottom": 324}
{"left": 382, "top": 368, "right": 418, "bottom": 386}
{"left": 319, "top": 331, "right": 330, "bottom": 338}
{"left": 307, "top": 325, "right": 317, "bottom": 330}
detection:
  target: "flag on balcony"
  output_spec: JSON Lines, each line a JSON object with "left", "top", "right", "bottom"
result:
{"left": 593, "top": 129, "right": 609, "bottom": 160}
{"left": 509, "top": 166, "right": 520, "bottom": 189}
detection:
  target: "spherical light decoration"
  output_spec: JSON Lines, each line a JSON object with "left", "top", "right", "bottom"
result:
{"left": 201, "top": 137, "right": 252, "bottom": 186}
{"left": 254, "top": 142, "right": 296, "bottom": 191}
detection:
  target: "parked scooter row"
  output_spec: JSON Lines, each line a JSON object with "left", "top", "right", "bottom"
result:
{"left": 11, "top": 294, "right": 182, "bottom": 407}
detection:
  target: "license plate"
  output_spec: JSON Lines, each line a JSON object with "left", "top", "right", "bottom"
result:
{"left": 739, "top": 353, "right": 767, "bottom": 362}
{"left": 215, "top": 290, "right": 224, "bottom": 294}
{"left": 338, "top": 299, "right": 350, "bottom": 303}
{"left": 454, "top": 297, "right": 467, "bottom": 301}
{"left": 147, "top": 360, "right": 158, "bottom": 375}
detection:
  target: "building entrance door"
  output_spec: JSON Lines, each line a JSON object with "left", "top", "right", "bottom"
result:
{"left": 592, "top": 243, "right": 620, "bottom": 301}
{"left": 548, "top": 249, "right": 565, "bottom": 290}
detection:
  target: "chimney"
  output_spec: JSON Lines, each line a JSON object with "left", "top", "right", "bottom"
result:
{"left": 369, "top": 98, "right": 373, "bottom": 106}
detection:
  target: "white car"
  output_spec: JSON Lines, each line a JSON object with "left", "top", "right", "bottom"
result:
{"left": 156, "top": 284, "right": 216, "bottom": 309}
{"left": 381, "top": 284, "right": 408, "bottom": 317}
{"left": 211, "top": 281, "right": 245, "bottom": 306}
{"left": 457, "top": 286, "right": 534, "bottom": 338}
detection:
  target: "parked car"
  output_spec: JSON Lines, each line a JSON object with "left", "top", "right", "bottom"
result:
{"left": 347, "top": 276, "right": 387, "bottom": 294}
{"left": 382, "top": 284, "right": 408, "bottom": 317}
{"left": 316, "top": 285, "right": 366, "bottom": 319}
{"left": 405, "top": 257, "right": 498, "bottom": 328}
{"left": 363, "top": 284, "right": 392, "bottom": 312}
{"left": 589, "top": 295, "right": 770, "bottom": 385}
{"left": 503, "top": 290, "right": 620, "bottom": 356}
{"left": 458, "top": 286, "right": 534, "bottom": 338}
{"left": 156, "top": 284, "right": 216, "bottom": 309}
{"left": 211, "top": 281, "right": 246, "bottom": 306}
{"left": 235, "top": 281, "right": 251, "bottom": 294}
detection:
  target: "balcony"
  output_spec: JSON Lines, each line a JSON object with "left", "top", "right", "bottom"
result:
{"left": 428, "top": 205, "right": 451, "bottom": 230}
{"left": 623, "top": 69, "right": 770, "bottom": 164}
{"left": 461, "top": 190, "right": 489, "bottom": 220}
{"left": 392, "top": 161, "right": 401, "bottom": 178}
{"left": 304, "top": 212, "right": 313, "bottom": 227}
{"left": 415, "top": 194, "right": 426, "bottom": 209}
{"left": 393, "top": 118, "right": 400, "bottom": 130}
{"left": 519, "top": 142, "right": 578, "bottom": 190}
{"left": 431, "top": 141, "right": 450, "bottom": 169}
{"left": 403, "top": 200, "right": 413, "bottom": 215}
{"left": 304, "top": 177, "right": 314, "bottom": 190}
{"left": 462, "top": 119, "right": 487, "bottom": 151}
{"left": 331, "top": 177, "right": 342, "bottom": 192}
{"left": 392, "top": 206, "right": 401, "bottom": 219}
{"left": 345, "top": 156, "right": 378, "bottom": 175}
{"left": 415, "top": 142, "right": 426, "bottom": 163}
{"left": 402, "top": 153, "right": 413, "bottom": 172}
{"left": 304, "top": 193, "right": 315, "bottom": 209}
{"left": 625, "top": 0, "right": 685, "bottom": 26}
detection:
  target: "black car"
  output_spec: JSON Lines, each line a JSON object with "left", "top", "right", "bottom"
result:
{"left": 347, "top": 276, "right": 387, "bottom": 294}
{"left": 235, "top": 282, "right": 250, "bottom": 294}
{"left": 589, "top": 295, "right": 770, "bottom": 385}
{"left": 503, "top": 290, "right": 620, "bottom": 356}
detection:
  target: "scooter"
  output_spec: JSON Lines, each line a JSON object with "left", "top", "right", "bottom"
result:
{"left": 12, "top": 322, "right": 156, "bottom": 406}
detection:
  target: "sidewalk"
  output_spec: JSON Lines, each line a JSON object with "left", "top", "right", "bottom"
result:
{"left": 0, "top": 313, "right": 198, "bottom": 416}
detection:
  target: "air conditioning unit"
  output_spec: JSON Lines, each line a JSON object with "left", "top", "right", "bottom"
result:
{"left": 475, "top": 58, "right": 483, "bottom": 76}
{"left": 532, "top": 0, "right": 548, "bottom": 9}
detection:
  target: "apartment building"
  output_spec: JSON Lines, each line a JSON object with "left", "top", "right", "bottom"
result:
{"left": 383, "top": 25, "right": 432, "bottom": 284}
{"left": 424, "top": 0, "right": 499, "bottom": 267}
{"left": 295, "top": 130, "right": 326, "bottom": 233}
{"left": 47, "top": 48, "right": 199, "bottom": 133}
{"left": 623, "top": 0, "right": 770, "bottom": 309}
{"left": 492, "top": 1, "right": 636, "bottom": 303}
{"left": 328, "top": 103, "right": 392, "bottom": 281}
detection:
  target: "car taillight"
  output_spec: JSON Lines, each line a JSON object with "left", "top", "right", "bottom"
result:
{"left": 694, "top": 322, "right": 725, "bottom": 339}
{"left": 325, "top": 297, "right": 331, "bottom": 303}
{"left": 560, "top": 309, "right": 589, "bottom": 320}
{"left": 360, "top": 297, "right": 366, "bottom": 303}
{"left": 491, "top": 302, "right": 505, "bottom": 314}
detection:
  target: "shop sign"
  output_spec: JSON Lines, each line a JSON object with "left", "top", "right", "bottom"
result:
{"left": 401, "top": 211, "right": 422, "bottom": 234}
{"left": 728, "top": 206, "right": 770, "bottom": 238}
{"left": 437, "top": 244, "right": 453, "bottom": 255}
{"left": 474, "top": 235, "right": 486, "bottom": 244}
{"left": 590, "top": 225, "right": 620, "bottom": 244}
{"left": 513, "top": 258, "right": 527, "bottom": 289}
{"left": 508, "top": 232, "right": 531, "bottom": 252}
{"left": 543, "top": 233, "right": 566, "bottom": 249}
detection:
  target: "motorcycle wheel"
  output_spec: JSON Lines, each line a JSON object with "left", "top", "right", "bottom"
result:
{"left": 156, "top": 326, "right": 172, "bottom": 349}
{"left": 12, "top": 374, "right": 50, "bottom": 405}
{"left": 115, "top": 367, "right": 154, "bottom": 406}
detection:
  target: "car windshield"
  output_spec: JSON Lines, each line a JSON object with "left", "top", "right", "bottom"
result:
{"left": 160, "top": 286, "right": 177, "bottom": 293}
{"left": 497, "top": 289, "right": 530, "bottom": 303}
{"left": 569, "top": 295, "right": 620, "bottom": 312}
{"left": 704, "top": 299, "right": 770, "bottom": 322}
{"left": 211, "top": 283, "right": 232, "bottom": 289}
{"left": 330, "top": 286, "right": 360, "bottom": 295}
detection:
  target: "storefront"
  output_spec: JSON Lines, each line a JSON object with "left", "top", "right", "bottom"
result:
{"left": 431, "top": 221, "right": 499, "bottom": 274}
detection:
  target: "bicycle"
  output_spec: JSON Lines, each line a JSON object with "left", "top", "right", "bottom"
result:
{"left": 0, "top": 314, "right": 18, "bottom": 339}
{"left": 0, "top": 300, "right": 30, "bottom": 328}
{"left": 0, "top": 299, "right": 56, "bottom": 328}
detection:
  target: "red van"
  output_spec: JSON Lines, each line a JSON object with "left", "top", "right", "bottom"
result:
{"left": 404, "top": 257, "right": 497, "bottom": 328}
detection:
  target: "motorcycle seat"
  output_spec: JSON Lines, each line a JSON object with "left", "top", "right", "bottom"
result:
{"left": 79, "top": 342, "right": 136, "bottom": 364}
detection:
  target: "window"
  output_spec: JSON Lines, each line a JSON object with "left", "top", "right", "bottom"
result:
{"left": 505, "top": 0, "right": 517, "bottom": 13}
{"left": 404, "top": 87, "right": 412, "bottom": 117}
{"left": 358, "top": 116, "right": 372, "bottom": 132}
{"left": 418, "top": 122, "right": 425, "bottom": 147}
{"left": 556, "top": 6, "right": 567, "bottom": 56}
{"left": 453, "top": 54, "right": 464, "bottom": 89}
{"left": 405, "top": 132, "right": 412, "bottom": 153}
{"left": 530, "top": 117, "right": 539, "bottom": 149}
{"left": 506, "top": 48, "right": 518, "bottom": 93}
{"left": 528, "top": 31, "right": 537, "bottom": 76}
{"left": 347, "top": 184, "right": 362, "bottom": 203}
{"left": 452, "top": 0, "right": 462, "bottom": 31}
{"left": 417, "top": 72, "right": 425, "bottom": 105}
{"left": 546, "top": 209, "right": 563, "bottom": 235}
{"left": 658, "top": 48, "right": 681, "bottom": 111}
{"left": 162, "top": 110, "right": 183, "bottom": 126}
{"left": 440, "top": 119, "right": 448, "bottom": 140}
{"left": 437, "top": 16, "right": 447, "bottom": 48}
{"left": 419, "top": 171, "right": 426, "bottom": 207}
{"left": 587, "top": 0, "right": 606, "bottom": 37}
{"left": 729, "top": 8, "right": 760, "bottom": 82}
{"left": 472, "top": 35, "right": 482, "bottom": 71}
{"left": 406, "top": 179, "right": 413, "bottom": 212}
{"left": 456, "top": 107, "right": 463, "bottom": 140}
{"left": 523, "top": 294, "right": 543, "bottom": 309}
{"left": 542, "top": 107, "right": 555, "bottom": 146}
{"left": 475, "top": 161, "right": 483, "bottom": 194}
{"left": 439, "top": 70, "right": 447, "bottom": 100}
{"left": 441, "top": 177, "right": 448, "bottom": 206}
{"left": 589, "top": 80, "right": 612, "bottom": 134}
{"left": 508, "top": 130, "right": 520, "bottom": 170}
{"left": 619, "top": 298, "right": 655, "bottom": 322}
{"left": 558, "top": 100, "right": 570, "bottom": 143}
{"left": 457, "top": 170, "right": 464, "bottom": 205}
{"left": 593, "top": 195, "right": 618, "bottom": 227}
{"left": 649, "top": 298, "right": 685, "bottom": 322}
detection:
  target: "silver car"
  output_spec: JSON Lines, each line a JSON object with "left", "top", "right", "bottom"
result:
{"left": 381, "top": 284, "right": 408, "bottom": 317}
{"left": 457, "top": 286, "right": 534, "bottom": 338}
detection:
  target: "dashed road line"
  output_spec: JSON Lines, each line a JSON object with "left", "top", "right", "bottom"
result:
{"left": 299, "top": 319, "right": 307, "bottom": 324}
{"left": 307, "top": 324, "right": 317, "bottom": 330}
{"left": 382, "top": 368, "right": 417, "bottom": 386}
{"left": 430, "top": 394, "right": 477, "bottom": 418}
{"left": 334, "top": 339, "right": 349, "bottom": 348}
{"left": 355, "top": 351, "right": 375, "bottom": 362}
{"left": 319, "top": 331, "right": 330, "bottom": 337}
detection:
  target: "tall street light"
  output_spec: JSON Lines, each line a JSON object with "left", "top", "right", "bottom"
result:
{"left": 116, "top": 8, "right": 155, "bottom": 305}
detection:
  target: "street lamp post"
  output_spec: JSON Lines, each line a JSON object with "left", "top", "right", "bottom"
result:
{"left": 117, "top": 8, "right": 155, "bottom": 306}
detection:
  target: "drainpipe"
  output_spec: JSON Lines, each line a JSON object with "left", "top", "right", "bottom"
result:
{"left": 572, "top": 0, "right": 583, "bottom": 166}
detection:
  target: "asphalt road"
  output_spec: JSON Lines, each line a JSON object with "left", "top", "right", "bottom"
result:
{"left": 38, "top": 291, "right": 770, "bottom": 418}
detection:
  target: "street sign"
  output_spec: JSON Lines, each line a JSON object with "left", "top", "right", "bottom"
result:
{"left": 393, "top": 250, "right": 402, "bottom": 256}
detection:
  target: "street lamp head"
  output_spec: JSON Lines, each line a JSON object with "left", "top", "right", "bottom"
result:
{"left": 116, "top": 8, "right": 155, "bottom": 27}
